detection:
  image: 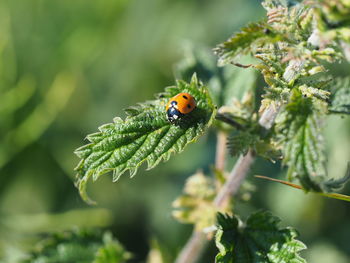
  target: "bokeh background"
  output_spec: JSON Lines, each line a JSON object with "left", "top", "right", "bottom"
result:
{"left": 0, "top": 0, "right": 349, "bottom": 262}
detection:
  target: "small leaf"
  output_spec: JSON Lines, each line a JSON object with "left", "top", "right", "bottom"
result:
{"left": 228, "top": 131, "right": 281, "bottom": 161}
{"left": 221, "top": 64, "right": 258, "bottom": 107}
{"left": 227, "top": 131, "right": 259, "bottom": 156}
{"left": 172, "top": 171, "right": 222, "bottom": 231}
{"left": 74, "top": 74, "right": 216, "bottom": 204}
{"left": 214, "top": 22, "right": 277, "bottom": 66}
{"left": 215, "top": 211, "right": 307, "bottom": 263}
{"left": 94, "top": 232, "right": 131, "bottom": 263}
{"left": 329, "top": 77, "right": 350, "bottom": 115}
{"left": 216, "top": 90, "right": 257, "bottom": 130}
{"left": 21, "top": 229, "right": 130, "bottom": 263}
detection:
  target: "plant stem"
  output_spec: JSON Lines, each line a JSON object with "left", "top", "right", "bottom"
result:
{"left": 214, "top": 150, "right": 255, "bottom": 207}
{"left": 340, "top": 41, "right": 350, "bottom": 62}
{"left": 174, "top": 232, "right": 207, "bottom": 263}
{"left": 215, "top": 131, "right": 227, "bottom": 172}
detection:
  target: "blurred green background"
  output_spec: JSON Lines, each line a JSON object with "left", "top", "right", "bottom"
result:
{"left": 0, "top": 0, "right": 349, "bottom": 262}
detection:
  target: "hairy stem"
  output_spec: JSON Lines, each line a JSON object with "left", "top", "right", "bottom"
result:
{"left": 215, "top": 131, "right": 227, "bottom": 172}
{"left": 214, "top": 150, "right": 255, "bottom": 207}
{"left": 340, "top": 41, "right": 350, "bottom": 62}
{"left": 174, "top": 232, "right": 208, "bottom": 263}
{"left": 175, "top": 130, "right": 228, "bottom": 263}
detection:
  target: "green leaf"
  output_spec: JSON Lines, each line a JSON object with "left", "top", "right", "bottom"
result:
{"left": 217, "top": 90, "right": 256, "bottom": 129}
{"left": 275, "top": 86, "right": 350, "bottom": 192}
{"left": 329, "top": 77, "right": 350, "bottom": 114}
{"left": 227, "top": 130, "right": 280, "bottom": 161}
{"left": 94, "top": 232, "right": 130, "bottom": 263}
{"left": 276, "top": 89, "right": 328, "bottom": 191}
{"left": 215, "top": 211, "right": 307, "bottom": 263}
{"left": 172, "top": 171, "right": 221, "bottom": 231}
{"left": 22, "top": 229, "right": 130, "bottom": 263}
{"left": 214, "top": 22, "right": 276, "bottom": 66}
{"left": 74, "top": 74, "right": 216, "bottom": 204}
{"left": 227, "top": 131, "right": 259, "bottom": 156}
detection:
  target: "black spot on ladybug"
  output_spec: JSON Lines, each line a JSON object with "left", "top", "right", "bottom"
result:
{"left": 171, "top": 101, "right": 178, "bottom": 106}
{"left": 264, "top": 28, "right": 271, "bottom": 34}
{"left": 182, "top": 95, "right": 188, "bottom": 99}
{"left": 187, "top": 104, "right": 191, "bottom": 109}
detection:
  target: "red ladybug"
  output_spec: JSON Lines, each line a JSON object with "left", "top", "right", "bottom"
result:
{"left": 166, "top": 92, "right": 196, "bottom": 123}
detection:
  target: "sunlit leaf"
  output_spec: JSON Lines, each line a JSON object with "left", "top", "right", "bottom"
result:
{"left": 214, "top": 22, "right": 276, "bottom": 66}
{"left": 276, "top": 88, "right": 350, "bottom": 191}
{"left": 74, "top": 74, "right": 216, "bottom": 204}
{"left": 215, "top": 211, "right": 307, "bottom": 263}
{"left": 275, "top": 89, "right": 325, "bottom": 191}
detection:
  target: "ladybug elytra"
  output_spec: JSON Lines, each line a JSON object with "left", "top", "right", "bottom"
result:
{"left": 166, "top": 92, "right": 196, "bottom": 123}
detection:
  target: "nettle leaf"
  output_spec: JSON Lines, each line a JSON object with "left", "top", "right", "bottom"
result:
{"left": 215, "top": 211, "right": 307, "bottom": 263}
{"left": 216, "top": 91, "right": 256, "bottom": 130}
{"left": 214, "top": 21, "right": 276, "bottom": 66}
{"left": 94, "top": 232, "right": 130, "bottom": 263}
{"left": 172, "top": 171, "right": 222, "bottom": 231}
{"left": 329, "top": 77, "right": 350, "bottom": 115}
{"left": 22, "top": 229, "right": 130, "bottom": 263}
{"left": 275, "top": 85, "right": 350, "bottom": 191}
{"left": 228, "top": 131, "right": 259, "bottom": 156}
{"left": 227, "top": 131, "right": 280, "bottom": 161}
{"left": 276, "top": 89, "right": 330, "bottom": 191}
{"left": 75, "top": 74, "right": 216, "bottom": 203}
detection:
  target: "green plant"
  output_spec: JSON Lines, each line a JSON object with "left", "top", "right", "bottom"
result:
{"left": 21, "top": 229, "right": 130, "bottom": 263}
{"left": 22, "top": 0, "right": 350, "bottom": 262}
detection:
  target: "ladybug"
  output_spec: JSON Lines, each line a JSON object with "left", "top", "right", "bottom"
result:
{"left": 166, "top": 92, "right": 196, "bottom": 123}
